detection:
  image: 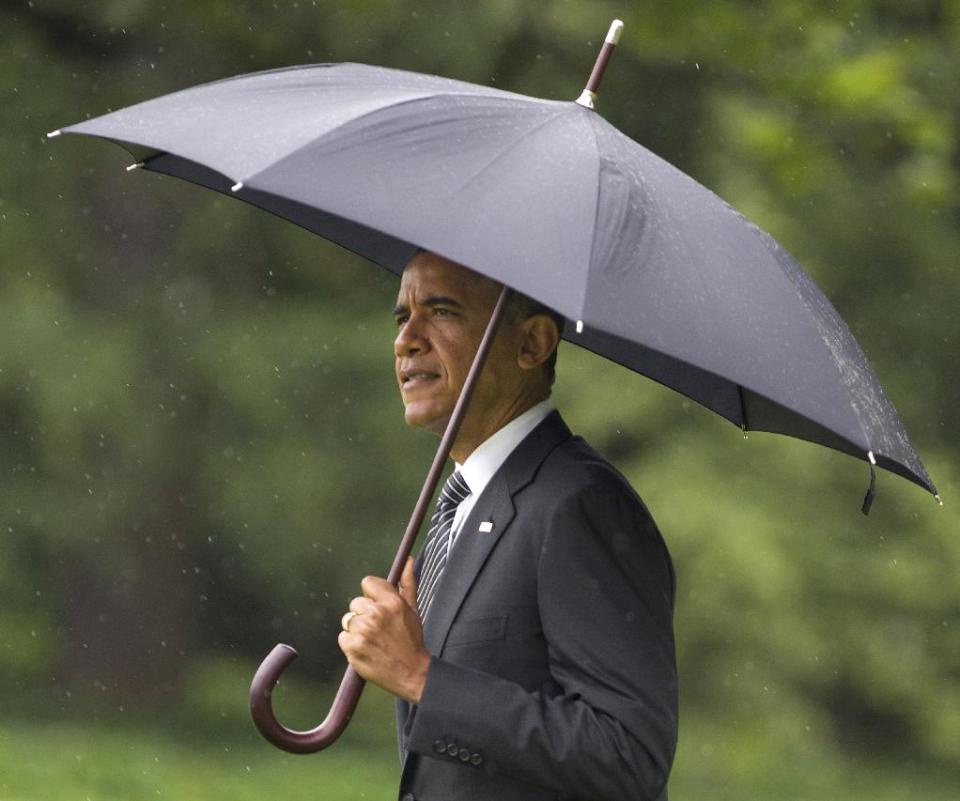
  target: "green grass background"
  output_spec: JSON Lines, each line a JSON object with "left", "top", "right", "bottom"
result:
{"left": 3, "top": 657, "right": 955, "bottom": 801}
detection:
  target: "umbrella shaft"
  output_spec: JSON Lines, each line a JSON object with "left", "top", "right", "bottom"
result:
{"left": 386, "top": 283, "right": 514, "bottom": 585}
{"left": 247, "top": 283, "right": 513, "bottom": 754}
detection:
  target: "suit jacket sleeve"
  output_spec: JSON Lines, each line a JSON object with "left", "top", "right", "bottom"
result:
{"left": 405, "top": 478, "right": 678, "bottom": 801}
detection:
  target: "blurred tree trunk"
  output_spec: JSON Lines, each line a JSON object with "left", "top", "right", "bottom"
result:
{"left": 58, "top": 485, "right": 200, "bottom": 705}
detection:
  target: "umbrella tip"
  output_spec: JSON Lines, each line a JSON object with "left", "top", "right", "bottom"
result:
{"left": 575, "top": 19, "right": 625, "bottom": 109}
{"left": 935, "top": 493, "right": 943, "bottom": 507}
{"left": 231, "top": 181, "right": 244, "bottom": 192}
{"left": 575, "top": 319, "right": 584, "bottom": 334}
{"left": 47, "top": 129, "right": 62, "bottom": 138}
{"left": 606, "top": 19, "right": 624, "bottom": 45}
{"left": 126, "top": 161, "right": 144, "bottom": 172}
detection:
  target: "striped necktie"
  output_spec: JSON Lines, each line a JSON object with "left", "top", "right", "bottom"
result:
{"left": 417, "top": 470, "right": 471, "bottom": 622}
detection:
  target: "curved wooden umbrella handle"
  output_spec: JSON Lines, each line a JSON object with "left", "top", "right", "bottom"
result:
{"left": 248, "top": 285, "right": 513, "bottom": 753}
{"left": 249, "top": 645, "right": 364, "bottom": 753}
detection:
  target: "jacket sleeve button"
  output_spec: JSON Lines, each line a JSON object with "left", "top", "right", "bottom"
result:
{"left": 470, "top": 753, "right": 483, "bottom": 766}
{"left": 446, "top": 742, "right": 459, "bottom": 756}
{"left": 433, "top": 740, "right": 446, "bottom": 754}
{"left": 458, "top": 748, "right": 471, "bottom": 762}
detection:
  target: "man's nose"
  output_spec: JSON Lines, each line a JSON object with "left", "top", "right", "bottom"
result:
{"left": 394, "top": 316, "right": 427, "bottom": 357}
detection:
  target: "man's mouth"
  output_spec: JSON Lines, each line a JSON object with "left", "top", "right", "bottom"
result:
{"left": 401, "top": 370, "right": 441, "bottom": 388}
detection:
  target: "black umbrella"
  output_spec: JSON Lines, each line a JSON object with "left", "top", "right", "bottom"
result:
{"left": 49, "top": 20, "right": 937, "bottom": 752}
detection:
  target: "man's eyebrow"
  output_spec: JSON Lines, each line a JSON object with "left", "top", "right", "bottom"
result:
{"left": 423, "top": 295, "right": 464, "bottom": 309}
{"left": 392, "top": 296, "right": 465, "bottom": 317}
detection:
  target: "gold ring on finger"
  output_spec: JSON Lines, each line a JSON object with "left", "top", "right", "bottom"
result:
{"left": 341, "top": 610, "right": 359, "bottom": 632}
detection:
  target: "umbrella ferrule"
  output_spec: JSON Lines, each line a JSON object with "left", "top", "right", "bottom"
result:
{"left": 575, "top": 89, "right": 597, "bottom": 109}
{"left": 47, "top": 129, "right": 62, "bottom": 138}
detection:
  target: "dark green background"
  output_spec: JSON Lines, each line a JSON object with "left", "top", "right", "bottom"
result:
{"left": 1, "top": 1, "right": 957, "bottom": 798}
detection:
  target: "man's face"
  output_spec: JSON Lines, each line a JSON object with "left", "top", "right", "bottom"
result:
{"left": 393, "top": 252, "right": 515, "bottom": 436}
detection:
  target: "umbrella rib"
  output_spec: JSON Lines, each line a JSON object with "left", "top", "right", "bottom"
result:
{"left": 443, "top": 108, "right": 572, "bottom": 197}
{"left": 766, "top": 243, "right": 881, "bottom": 455}
{"left": 579, "top": 112, "right": 607, "bottom": 325}
{"left": 232, "top": 92, "right": 437, "bottom": 185}
{"left": 236, "top": 92, "right": 558, "bottom": 189}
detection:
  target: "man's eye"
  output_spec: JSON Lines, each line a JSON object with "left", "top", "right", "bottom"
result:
{"left": 395, "top": 315, "right": 409, "bottom": 327}
{"left": 433, "top": 307, "right": 452, "bottom": 316}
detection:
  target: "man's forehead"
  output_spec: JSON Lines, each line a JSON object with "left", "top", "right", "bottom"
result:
{"left": 397, "top": 253, "right": 496, "bottom": 302}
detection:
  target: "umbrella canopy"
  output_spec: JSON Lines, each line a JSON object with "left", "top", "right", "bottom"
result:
{"left": 51, "top": 61, "right": 936, "bottom": 499}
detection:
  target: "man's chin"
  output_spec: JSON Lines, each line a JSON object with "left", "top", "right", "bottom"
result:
{"left": 403, "top": 403, "right": 451, "bottom": 435}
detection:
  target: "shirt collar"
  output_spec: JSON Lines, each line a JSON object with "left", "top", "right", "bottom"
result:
{"left": 456, "top": 398, "right": 555, "bottom": 501}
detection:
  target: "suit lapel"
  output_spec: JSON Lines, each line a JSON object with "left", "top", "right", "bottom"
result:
{"left": 420, "top": 411, "right": 572, "bottom": 656}
{"left": 421, "top": 476, "right": 515, "bottom": 655}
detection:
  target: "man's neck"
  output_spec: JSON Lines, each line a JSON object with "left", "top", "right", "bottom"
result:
{"left": 450, "top": 390, "right": 551, "bottom": 464}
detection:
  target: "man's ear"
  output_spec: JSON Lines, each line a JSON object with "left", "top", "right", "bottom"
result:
{"left": 517, "top": 314, "right": 560, "bottom": 371}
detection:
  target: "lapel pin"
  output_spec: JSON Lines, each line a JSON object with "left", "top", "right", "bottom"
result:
{"left": 478, "top": 521, "right": 494, "bottom": 533}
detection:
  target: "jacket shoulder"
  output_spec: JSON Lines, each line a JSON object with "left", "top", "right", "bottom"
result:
{"left": 535, "top": 434, "right": 647, "bottom": 507}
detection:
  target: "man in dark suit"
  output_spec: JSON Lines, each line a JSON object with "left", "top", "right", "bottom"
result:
{"left": 338, "top": 251, "right": 678, "bottom": 801}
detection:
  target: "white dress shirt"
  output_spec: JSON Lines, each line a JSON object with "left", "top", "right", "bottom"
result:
{"left": 447, "top": 398, "right": 555, "bottom": 550}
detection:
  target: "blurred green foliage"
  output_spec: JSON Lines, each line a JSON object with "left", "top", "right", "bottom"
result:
{"left": 1, "top": 0, "right": 958, "bottom": 797}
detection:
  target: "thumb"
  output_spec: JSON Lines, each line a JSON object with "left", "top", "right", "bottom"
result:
{"left": 399, "top": 556, "right": 418, "bottom": 608}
